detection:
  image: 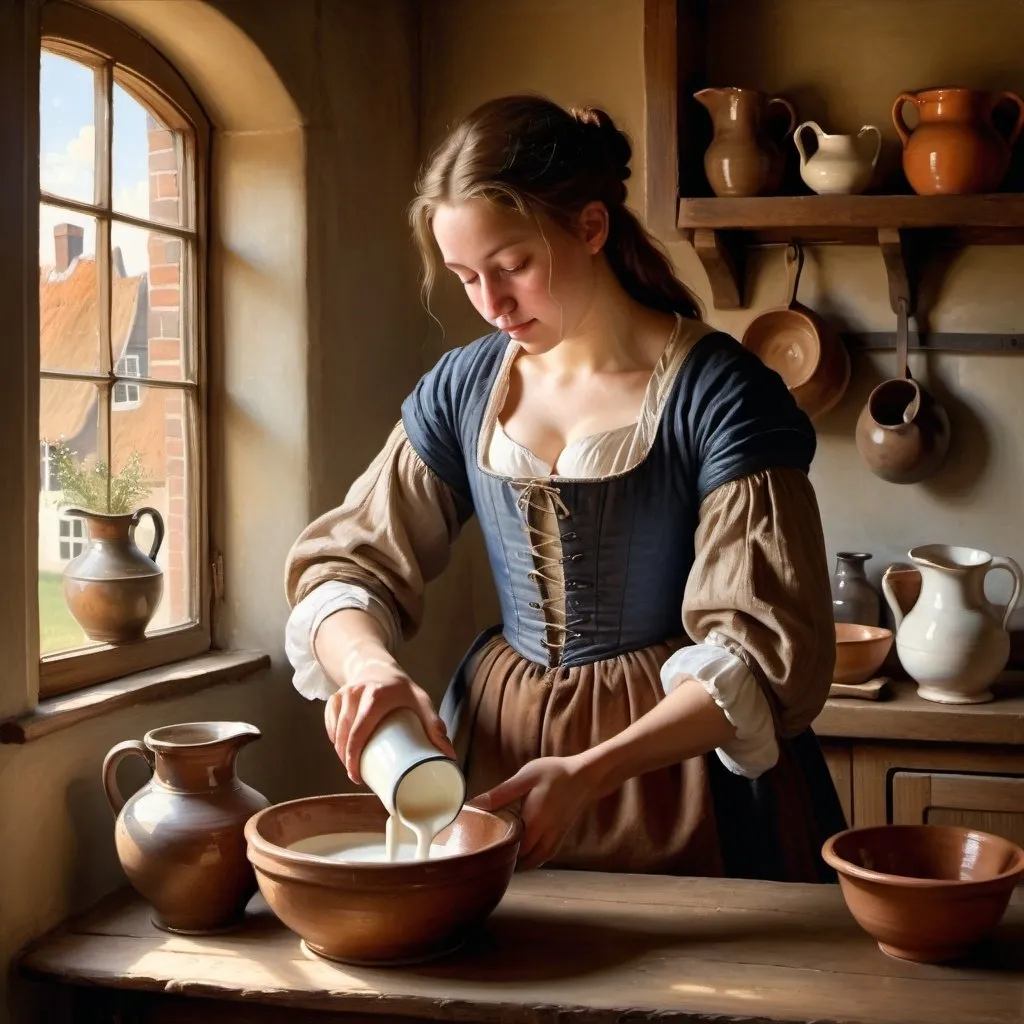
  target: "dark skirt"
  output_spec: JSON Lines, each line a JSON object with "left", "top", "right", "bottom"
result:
{"left": 443, "top": 626, "right": 846, "bottom": 882}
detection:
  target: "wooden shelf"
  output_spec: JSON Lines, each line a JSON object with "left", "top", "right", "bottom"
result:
{"left": 677, "top": 194, "right": 1024, "bottom": 244}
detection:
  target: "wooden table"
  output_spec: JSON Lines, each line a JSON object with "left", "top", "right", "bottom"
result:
{"left": 18, "top": 871, "right": 1024, "bottom": 1024}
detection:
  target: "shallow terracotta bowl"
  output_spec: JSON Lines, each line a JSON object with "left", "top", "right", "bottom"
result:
{"left": 822, "top": 824, "right": 1024, "bottom": 962}
{"left": 245, "top": 793, "right": 521, "bottom": 966}
{"left": 834, "top": 622, "right": 893, "bottom": 684}
{"left": 742, "top": 308, "right": 821, "bottom": 390}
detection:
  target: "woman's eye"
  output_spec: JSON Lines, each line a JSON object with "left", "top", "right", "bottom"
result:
{"left": 459, "top": 275, "right": 478, "bottom": 286}
{"left": 501, "top": 261, "right": 526, "bottom": 275}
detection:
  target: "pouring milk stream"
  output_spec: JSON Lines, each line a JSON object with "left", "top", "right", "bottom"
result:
{"left": 289, "top": 709, "right": 466, "bottom": 864}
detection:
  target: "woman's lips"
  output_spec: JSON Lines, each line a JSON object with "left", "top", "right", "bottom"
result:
{"left": 505, "top": 319, "right": 535, "bottom": 338}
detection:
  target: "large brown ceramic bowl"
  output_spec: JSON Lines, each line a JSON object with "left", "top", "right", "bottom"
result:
{"left": 245, "top": 793, "right": 521, "bottom": 966}
{"left": 822, "top": 824, "right": 1024, "bottom": 962}
{"left": 834, "top": 623, "right": 893, "bottom": 684}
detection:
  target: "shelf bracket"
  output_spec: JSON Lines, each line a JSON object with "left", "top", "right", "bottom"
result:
{"left": 877, "top": 227, "right": 914, "bottom": 317}
{"left": 690, "top": 228, "right": 744, "bottom": 310}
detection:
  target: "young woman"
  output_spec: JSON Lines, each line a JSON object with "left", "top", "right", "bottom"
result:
{"left": 284, "top": 95, "right": 845, "bottom": 879}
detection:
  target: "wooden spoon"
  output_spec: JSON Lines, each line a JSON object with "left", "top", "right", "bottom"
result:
{"left": 828, "top": 677, "right": 890, "bottom": 701}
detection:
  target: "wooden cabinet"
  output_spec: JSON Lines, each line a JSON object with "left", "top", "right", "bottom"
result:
{"left": 815, "top": 681, "right": 1024, "bottom": 844}
{"left": 891, "top": 772, "right": 1024, "bottom": 846}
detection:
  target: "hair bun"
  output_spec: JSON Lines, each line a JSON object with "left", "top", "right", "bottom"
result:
{"left": 570, "top": 106, "right": 632, "bottom": 183}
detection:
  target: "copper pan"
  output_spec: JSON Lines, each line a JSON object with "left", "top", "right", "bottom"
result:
{"left": 741, "top": 244, "right": 851, "bottom": 419}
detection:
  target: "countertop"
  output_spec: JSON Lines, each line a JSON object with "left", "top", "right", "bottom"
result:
{"left": 814, "top": 676, "right": 1024, "bottom": 744}
{"left": 18, "top": 870, "right": 1024, "bottom": 1024}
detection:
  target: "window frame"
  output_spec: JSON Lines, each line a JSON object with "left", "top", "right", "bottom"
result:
{"left": 39, "top": 0, "right": 212, "bottom": 697}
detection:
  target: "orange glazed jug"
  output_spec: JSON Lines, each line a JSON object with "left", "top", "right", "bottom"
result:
{"left": 893, "top": 87, "right": 1024, "bottom": 195}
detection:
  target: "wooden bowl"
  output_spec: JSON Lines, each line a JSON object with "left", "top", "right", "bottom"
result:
{"left": 245, "top": 794, "right": 521, "bottom": 965}
{"left": 822, "top": 824, "right": 1024, "bottom": 962}
{"left": 834, "top": 622, "right": 893, "bottom": 684}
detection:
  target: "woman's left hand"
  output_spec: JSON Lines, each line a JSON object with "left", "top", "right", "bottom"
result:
{"left": 471, "top": 755, "right": 599, "bottom": 870}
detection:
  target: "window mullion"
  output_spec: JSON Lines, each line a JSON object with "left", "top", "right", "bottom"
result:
{"left": 96, "top": 60, "right": 113, "bottom": 507}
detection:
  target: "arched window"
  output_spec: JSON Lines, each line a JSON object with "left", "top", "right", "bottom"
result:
{"left": 38, "top": 1, "right": 210, "bottom": 695}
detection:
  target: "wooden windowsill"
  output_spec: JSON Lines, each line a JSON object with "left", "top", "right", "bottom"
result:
{"left": 0, "top": 649, "right": 271, "bottom": 744}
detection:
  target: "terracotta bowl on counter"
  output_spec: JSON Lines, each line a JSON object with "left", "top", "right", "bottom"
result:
{"left": 834, "top": 623, "right": 893, "bottom": 684}
{"left": 822, "top": 824, "right": 1024, "bottom": 963}
{"left": 245, "top": 793, "right": 521, "bottom": 966}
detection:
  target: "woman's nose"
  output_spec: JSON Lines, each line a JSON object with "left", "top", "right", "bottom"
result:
{"left": 479, "top": 277, "right": 514, "bottom": 323}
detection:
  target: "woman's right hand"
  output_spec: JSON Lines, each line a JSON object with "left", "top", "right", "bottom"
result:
{"left": 324, "top": 665, "right": 455, "bottom": 785}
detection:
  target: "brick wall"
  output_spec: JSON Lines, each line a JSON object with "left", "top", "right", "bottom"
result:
{"left": 147, "top": 115, "right": 187, "bottom": 623}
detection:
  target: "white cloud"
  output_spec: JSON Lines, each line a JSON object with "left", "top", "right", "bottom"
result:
{"left": 41, "top": 125, "right": 94, "bottom": 202}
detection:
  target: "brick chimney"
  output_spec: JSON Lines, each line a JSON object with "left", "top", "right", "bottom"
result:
{"left": 54, "top": 223, "right": 84, "bottom": 272}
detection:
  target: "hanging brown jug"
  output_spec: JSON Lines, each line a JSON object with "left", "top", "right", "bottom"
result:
{"left": 855, "top": 299, "right": 951, "bottom": 483}
{"left": 695, "top": 87, "right": 796, "bottom": 197}
{"left": 893, "top": 88, "right": 1024, "bottom": 195}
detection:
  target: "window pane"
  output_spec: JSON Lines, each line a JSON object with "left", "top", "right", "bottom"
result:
{"left": 39, "top": 379, "right": 101, "bottom": 656}
{"left": 40, "top": 51, "right": 96, "bottom": 204}
{"left": 111, "top": 222, "right": 190, "bottom": 381}
{"left": 111, "top": 384, "right": 194, "bottom": 630}
{"left": 114, "top": 82, "right": 183, "bottom": 227}
{"left": 40, "top": 205, "right": 100, "bottom": 373}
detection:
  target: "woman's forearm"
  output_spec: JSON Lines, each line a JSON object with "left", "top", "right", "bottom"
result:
{"left": 579, "top": 677, "right": 738, "bottom": 797}
{"left": 312, "top": 608, "right": 402, "bottom": 689}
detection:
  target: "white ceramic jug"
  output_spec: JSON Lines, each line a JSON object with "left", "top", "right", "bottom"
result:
{"left": 794, "top": 121, "right": 882, "bottom": 195}
{"left": 882, "top": 545, "right": 1023, "bottom": 704}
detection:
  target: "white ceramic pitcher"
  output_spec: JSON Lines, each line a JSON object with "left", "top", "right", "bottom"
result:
{"left": 794, "top": 121, "right": 881, "bottom": 195}
{"left": 882, "top": 545, "right": 1023, "bottom": 704}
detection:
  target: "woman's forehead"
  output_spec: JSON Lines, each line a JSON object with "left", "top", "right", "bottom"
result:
{"left": 434, "top": 199, "right": 538, "bottom": 265}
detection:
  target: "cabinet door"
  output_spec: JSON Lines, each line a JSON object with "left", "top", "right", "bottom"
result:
{"left": 891, "top": 772, "right": 1024, "bottom": 847}
{"left": 820, "top": 741, "right": 853, "bottom": 827}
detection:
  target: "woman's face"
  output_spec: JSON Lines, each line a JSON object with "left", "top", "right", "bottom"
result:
{"left": 432, "top": 198, "right": 600, "bottom": 352}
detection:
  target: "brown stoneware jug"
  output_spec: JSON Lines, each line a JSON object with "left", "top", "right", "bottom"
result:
{"left": 855, "top": 299, "right": 950, "bottom": 483}
{"left": 62, "top": 507, "right": 164, "bottom": 643}
{"left": 695, "top": 87, "right": 796, "bottom": 196}
{"left": 103, "top": 721, "right": 270, "bottom": 934}
{"left": 893, "top": 87, "right": 1024, "bottom": 195}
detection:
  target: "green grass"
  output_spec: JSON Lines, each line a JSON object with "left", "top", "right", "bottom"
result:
{"left": 38, "top": 571, "right": 87, "bottom": 655}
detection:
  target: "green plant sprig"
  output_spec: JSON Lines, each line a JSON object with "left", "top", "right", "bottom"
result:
{"left": 47, "top": 440, "right": 152, "bottom": 514}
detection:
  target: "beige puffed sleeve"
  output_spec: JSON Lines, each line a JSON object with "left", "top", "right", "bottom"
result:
{"left": 284, "top": 421, "right": 472, "bottom": 641}
{"left": 681, "top": 465, "right": 835, "bottom": 737}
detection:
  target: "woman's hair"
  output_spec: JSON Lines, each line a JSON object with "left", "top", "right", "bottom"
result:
{"left": 409, "top": 94, "right": 699, "bottom": 319}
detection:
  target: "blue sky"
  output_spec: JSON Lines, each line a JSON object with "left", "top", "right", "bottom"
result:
{"left": 40, "top": 50, "right": 154, "bottom": 275}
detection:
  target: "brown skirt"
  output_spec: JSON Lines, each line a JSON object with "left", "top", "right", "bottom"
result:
{"left": 448, "top": 628, "right": 846, "bottom": 881}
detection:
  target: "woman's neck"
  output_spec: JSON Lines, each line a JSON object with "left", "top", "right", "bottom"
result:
{"left": 529, "top": 265, "right": 679, "bottom": 377}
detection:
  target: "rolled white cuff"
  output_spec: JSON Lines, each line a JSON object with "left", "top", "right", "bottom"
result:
{"left": 284, "top": 581, "right": 401, "bottom": 701}
{"left": 659, "top": 631, "right": 779, "bottom": 778}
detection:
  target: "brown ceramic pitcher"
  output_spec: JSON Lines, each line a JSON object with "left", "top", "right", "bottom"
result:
{"left": 893, "top": 87, "right": 1024, "bottom": 195}
{"left": 62, "top": 507, "right": 164, "bottom": 643}
{"left": 854, "top": 299, "right": 950, "bottom": 483}
{"left": 103, "top": 721, "right": 270, "bottom": 933}
{"left": 695, "top": 87, "right": 796, "bottom": 196}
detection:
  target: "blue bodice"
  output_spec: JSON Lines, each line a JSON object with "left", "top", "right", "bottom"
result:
{"left": 402, "top": 325, "right": 815, "bottom": 668}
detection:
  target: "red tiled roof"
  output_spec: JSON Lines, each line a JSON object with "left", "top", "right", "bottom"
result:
{"left": 40, "top": 257, "right": 167, "bottom": 484}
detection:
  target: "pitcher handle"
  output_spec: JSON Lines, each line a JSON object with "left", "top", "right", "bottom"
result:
{"left": 102, "top": 740, "right": 154, "bottom": 815}
{"left": 858, "top": 124, "right": 883, "bottom": 167}
{"left": 130, "top": 506, "right": 165, "bottom": 561}
{"left": 881, "top": 570, "right": 905, "bottom": 631}
{"left": 995, "top": 91, "right": 1024, "bottom": 148}
{"left": 767, "top": 95, "right": 797, "bottom": 138}
{"left": 892, "top": 93, "right": 919, "bottom": 148}
{"left": 793, "top": 121, "right": 821, "bottom": 169}
{"left": 988, "top": 556, "right": 1024, "bottom": 630}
